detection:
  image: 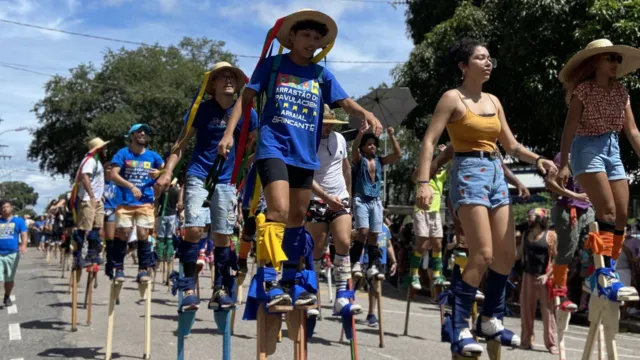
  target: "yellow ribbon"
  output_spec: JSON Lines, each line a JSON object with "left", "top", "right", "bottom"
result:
{"left": 255, "top": 213, "right": 287, "bottom": 270}
{"left": 249, "top": 174, "right": 263, "bottom": 216}
{"left": 172, "top": 71, "right": 211, "bottom": 153}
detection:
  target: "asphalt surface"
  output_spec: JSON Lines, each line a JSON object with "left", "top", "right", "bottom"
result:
{"left": 2, "top": 252, "right": 640, "bottom": 360}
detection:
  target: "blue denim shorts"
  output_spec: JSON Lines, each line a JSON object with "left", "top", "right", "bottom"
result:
{"left": 353, "top": 196, "right": 383, "bottom": 233}
{"left": 184, "top": 176, "right": 237, "bottom": 234}
{"left": 156, "top": 215, "right": 177, "bottom": 238}
{"left": 449, "top": 156, "right": 510, "bottom": 214}
{"left": 570, "top": 132, "right": 626, "bottom": 181}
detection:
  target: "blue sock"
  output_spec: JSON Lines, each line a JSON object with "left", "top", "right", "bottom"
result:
{"left": 73, "top": 230, "right": 86, "bottom": 257}
{"left": 137, "top": 239, "right": 155, "bottom": 270}
{"left": 110, "top": 237, "right": 127, "bottom": 269}
{"left": 214, "top": 246, "right": 230, "bottom": 288}
{"left": 178, "top": 240, "right": 199, "bottom": 278}
{"left": 481, "top": 268, "right": 508, "bottom": 319}
{"left": 87, "top": 229, "right": 101, "bottom": 256}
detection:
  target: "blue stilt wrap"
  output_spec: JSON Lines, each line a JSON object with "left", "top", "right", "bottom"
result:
{"left": 138, "top": 240, "right": 156, "bottom": 269}
{"left": 223, "top": 250, "right": 238, "bottom": 299}
{"left": 335, "top": 290, "right": 356, "bottom": 316}
{"left": 87, "top": 229, "right": 101, "bottom": 257}
{"left": 280, "top": 227, "right": 317, "bottom": 303}
{"left": 214, "top": 309, "right": 232, "bottom": 360}
{"left": 306, "top": 313, "right": 317, "bottom": 339}
{"left": 440, "top": 265, "right": 479, "bottom": 355}
{"left": 105, "top": 241, "right": 114, "bottom": 278}
{"left": 243, "top": 267, "right": 278, "bottom": 320}
{"left": 170, "top": 272, "right": 196, "bottom": 296}
{"left": 593, "top": 267, "right": 625, "bottom": 302}
{"left": 289, "top": 269, "right": 318, "bottom": 304}
{"left": 178, "top": 240, "right": 199, "bottom": 263}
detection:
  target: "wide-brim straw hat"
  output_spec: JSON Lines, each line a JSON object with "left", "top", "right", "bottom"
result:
{"left": 322, "top": 104, "right": 348, "bottom": 125}
{"left": 277, "top": 9, "right": 338, "bottom": 51}
{"left": 559, "top": 39, "right": 640, "bottom": 83}
{"left": 205, "top": 62, "right": 246, "bottom": 96}
{"left": 87, "top": 137, "right": 110, "bottom": 153}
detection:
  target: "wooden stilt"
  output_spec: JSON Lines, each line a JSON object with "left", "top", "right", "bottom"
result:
{"left": 555, "top": 296, "right": 571, "bottom": 360}
{"left": 60, "top": 252, "right": 67, "bottom": 278}
{"left": 285, "top": 304, "right": 316, "bottom": 360}
{"left": 143, "top": 283, "right": 151, "bottom": 359}
{"left": 71, "top": 268, "right": 81, "bottom": 332}
{"left": 105, "top": 280, "right": 123, "bottom": 360}
{"left": 403, "top": 285, "right": 414, "bottom": 336}
{"left": 214, "top": 309, "right": 232, "bottom": 360}
{"left": 375, "top": 279, "right": 384, "bottom": 348}
{"left": 86, "top": 266, "right": 98, "bottom": 326}
{"left": 316, "top": 272, "right": 323, "bottom": 321}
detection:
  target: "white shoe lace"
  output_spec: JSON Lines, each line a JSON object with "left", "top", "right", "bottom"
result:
{"left": 459, "top": 328, "right": 474, "bottom": 340}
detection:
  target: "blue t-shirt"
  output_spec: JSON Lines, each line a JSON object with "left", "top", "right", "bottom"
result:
{"left": 111, "top": 147, "right": 164, "bottom": 206}
{"left": 0, "top": 216, "right": 27, "bottom": 255}
{"left": 184, "top": 100, "right": 258, "bottom": 182}
{"left": 246, "top": 54, "right": 349, "bottom": 170}
{"left": 103, "top": 180, "right": 121, "bottom": 210}
{"left": 362, "top": 224, "right": 391, "bottom": 265}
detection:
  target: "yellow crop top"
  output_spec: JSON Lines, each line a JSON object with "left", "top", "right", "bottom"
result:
{"left": 446, "top": 92, "right": 501, "bottom": 153}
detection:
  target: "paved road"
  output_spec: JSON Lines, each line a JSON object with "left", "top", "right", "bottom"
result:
{"left": 2, "top": 253, "right": 640, "bottom": 360}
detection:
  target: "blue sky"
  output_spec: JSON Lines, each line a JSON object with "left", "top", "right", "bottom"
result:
{"left": 0, "top": 0, "right": 413, "bottom": 213}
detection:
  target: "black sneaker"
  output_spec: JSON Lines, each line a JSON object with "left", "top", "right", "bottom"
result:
{"left": 4, "top": 295, "right": 12, "bottom": 307}
{"left": 294, "top": 291, "right": 317, "bottom": 306}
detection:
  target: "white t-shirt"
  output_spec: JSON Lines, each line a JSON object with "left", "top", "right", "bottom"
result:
{"left": 313, "top": 131, "right": 349, "bottom": 201}
{"left": 78, "top": 157, "right": 105, "bottom": 202}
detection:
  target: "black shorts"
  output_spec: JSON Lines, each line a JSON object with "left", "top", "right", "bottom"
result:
{"left": 306, "top": 199, "right": 351, "bottom": 224}
{"left": 255, "top": 158, "right": 313, "bottom": 189}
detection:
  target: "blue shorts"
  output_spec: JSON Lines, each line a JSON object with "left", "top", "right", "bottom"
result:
{"left": 449, "top": 156, "right": 510, "bottom": 214}
{"left": 354, "top": 196, "right": 383, "bottom": 233}
{"left": 156, "top": 215, "right": 177, "bottom": 238}
{"left": 570, "top": 132, "right": 626, "bottom": 181}
{"left": 184, "top": 176, "right": 238, "bottom": 234}
{"left": 104, "top": 209, "right": 116, "bottom": 223}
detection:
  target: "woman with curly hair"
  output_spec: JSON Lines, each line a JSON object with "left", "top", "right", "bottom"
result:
{"left": 414, "top": 38, "right": 557, "bottom": 357}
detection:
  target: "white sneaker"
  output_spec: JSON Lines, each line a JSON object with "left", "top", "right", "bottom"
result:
{"left": 458, "top": 328, "right": 483, "bottom": 355}
{"left": 480, "top": 317, "right": 520, "bottom": 347}
{"left": 333, "top": 296, "right": 362, "bottom": 315}
{"left": 475, "top": 290, "right": 485, "bottom": 301}
{"left": 307, "top": 308, "right": 320, "bottom": 317}
{"left": 366, "top": 265, "right": 385, "bottom": 281}
{"left": 352, "top": 262, "right": 363, "bottom": 279}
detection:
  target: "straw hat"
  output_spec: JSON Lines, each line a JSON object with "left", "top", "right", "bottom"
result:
{"left": 87, "top": 137, "right": 109, "bottom": 152}
{"left": 559, "top": 39, "right": 640, "bottom": 83}
{"left": 322, "top": 104, "right": 348, "bottom": 125}
{"left": 277, "top": 9, "right": 338, "bottom": 51}
{"left": 205, "top": 62, "right": 246, "bottom": 96}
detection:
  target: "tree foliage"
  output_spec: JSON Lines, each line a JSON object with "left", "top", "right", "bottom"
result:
{"left": 396, "top": 0, "right": 640, "bottom": 173}
{"left": 28, "top": 37, "right": 237, "bottom": 179}
{"left": 0, "top": 181, "right": 39, "bottom": 211}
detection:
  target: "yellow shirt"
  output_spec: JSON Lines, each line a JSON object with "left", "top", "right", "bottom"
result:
{"left": 415, "top": 168, "right": 448, "bottom": 213}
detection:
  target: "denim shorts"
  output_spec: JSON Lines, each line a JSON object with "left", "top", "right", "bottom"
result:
{"left": 184, "top": 176, "right": 237, "bottom": 234}
{"left": 570, "top": 132, "right": 626, "bottom": 181}
{"left": 449, "top": 156, "right": 510, "bottom": 214}
{"left": 156, "top": 215, "right": 177, "bottom": 238}
{"left": 353, "top": 196, "right": 383, "bottom": 233}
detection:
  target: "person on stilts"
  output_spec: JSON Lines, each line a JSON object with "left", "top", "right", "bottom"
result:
{"left": 350, "top": 127, "right": 400, "bottom": 283}
{"left": 108, "top": 124, "right": 163, "bottom": 285}
{"left": 557, "top": 38, "right": 640, "bottom": 302}
{"left": 156, "top": 62, "right": 258, "bottom": 311}
{"left": 223, "top": 8, "right": 383, "bottom": 311}
{"left": 103, "top": 162, "right": 121, "bottom": 279}
{"left": 74, "top": 138, "right": 110, "bottom": 270}
{"left": 155, "top": 178, "right": 179, "bottom": 284}
{"left": 306, "top": 104, "right": 363, "bottom": 317}
{"left": 415, "top": 38, "right": 557, "bottom": 357}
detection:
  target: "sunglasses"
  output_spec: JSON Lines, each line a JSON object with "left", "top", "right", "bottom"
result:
{"left": 607, "top": 53, "right": 623, "bottom": 64}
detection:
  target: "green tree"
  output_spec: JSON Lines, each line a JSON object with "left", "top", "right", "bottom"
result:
{"left": 0, "top": 181, "right": 39, "bottom": 211}
{"left": 17, "top": 208, "right": 37, "bottom": 219}
{"left": 28, "top": 37, "right": 237, "bottom": 179}
{"left": 395, "top": 0, "right": 640, "bottom": 173}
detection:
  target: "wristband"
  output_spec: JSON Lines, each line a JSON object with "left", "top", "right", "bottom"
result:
{"left": 418, "top": 180, "right": 430, "bottom": 184}
{"left": 535, "top": 156, "right": 545, "bottom": 167}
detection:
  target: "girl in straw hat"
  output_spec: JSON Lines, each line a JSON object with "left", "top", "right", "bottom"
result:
{"left": 218, "top": 9, "right": 383, "bottom": 307}
{"left": 557, "top": 39, "right": 640, "bottom": 301}
{"left": 414, "top": 38, "right": 557, "bottom": 357}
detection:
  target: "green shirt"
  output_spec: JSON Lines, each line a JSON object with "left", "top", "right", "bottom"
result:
{"left": 415, "top": 168, "right": 448, "bottom": 213}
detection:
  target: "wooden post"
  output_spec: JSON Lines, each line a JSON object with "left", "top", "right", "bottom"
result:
{"left": 71, "top": 268, "right": 81, "bottom": 332}
{"left": 403, "top": 285, "right": 414, "bottom": 336}
{"left": 143, "top": 283, "right": 151, "bottom": 359}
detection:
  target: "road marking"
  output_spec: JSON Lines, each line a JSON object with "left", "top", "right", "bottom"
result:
{"left": 383, "top": 309, "right": 439, "bottom": 318}
{"left": 566, "top": 329, "right": 638, "bottom": 342}
{"left": 10, "top": 295, "right": 15, "bottom": 301}
{"left": 7, "top": 304, "right": 17, "bottom": 314}
{"left": 363, "top": 347, "right": 401, "bottom": 360}
{"left": 9, "top": 323, "right": 21, "bottom": 341}
{"left": 10, "top": 358, "right": 24, "bottom": 360}
{"left": 564, "top": 335, "right": 635, "bottom": 352}
{"left": 566, "top": 348, "right": 640, "bottom": 359}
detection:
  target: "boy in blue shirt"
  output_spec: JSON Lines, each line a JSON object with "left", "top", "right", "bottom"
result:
{"left": 109, "top": 124, "right": 164, "bottom": 284}
{"left": 0, "top": 200, "right": 28, "bottom": 308}
{"left": 219, "top": 9, "right": 383, "bottom": 306}
{"left": 157, "top": 62, "right": 258, "bottom": 311}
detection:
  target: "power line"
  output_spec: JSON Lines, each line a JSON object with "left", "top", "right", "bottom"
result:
{"left": 0, "top": 18, "right": 406, "bottom": 64}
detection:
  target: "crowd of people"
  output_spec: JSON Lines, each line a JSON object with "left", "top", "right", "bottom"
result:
{"left": 1, "top": 7, "right": 640, "bottom": 359}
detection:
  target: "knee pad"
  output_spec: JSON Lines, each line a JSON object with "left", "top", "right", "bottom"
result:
{"left": 138, "top": 240, "right": 155, "bottom": 269}
{"left": 178, "top": 240, "right": 199, "bottom": 263}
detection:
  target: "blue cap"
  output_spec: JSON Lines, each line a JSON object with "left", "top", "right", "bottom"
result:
{"left": 128, "top": 123, "right": 151, "bottom": 135}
